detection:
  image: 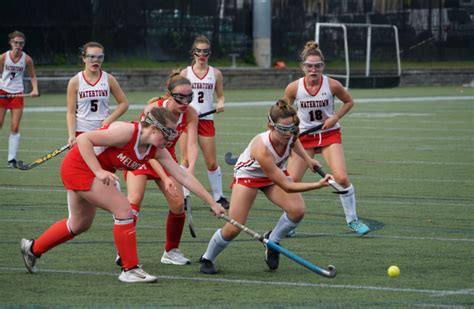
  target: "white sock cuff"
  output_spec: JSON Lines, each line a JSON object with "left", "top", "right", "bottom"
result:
{"left": 207, "top": 166, "right": 221, "bottom": 175}
{"left": 216, "top": 228, "right": 230, "bottom": 244}
{"left": 114, "top": 218, "right": 134, "bottom": 225}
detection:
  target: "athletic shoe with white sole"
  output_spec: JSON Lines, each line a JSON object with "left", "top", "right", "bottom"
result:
{"left": 118, "top": 265, "right": 157, "bottom": 283}
{"left": 160, "top": 248, "right": 191, "bottom": 265}
{"left": 263, "top": 231, "right": 280, "bottom": 271}
{"left": 7, "top": 159, "right": 17, "bottom": 168}
{"left": 347, "top": 220, "right": 370, "bottom": 236}
{"left": 199, "top": 256, "right": 217, "bottom": 274}
{"left": 20, "top": 238, "right": 39, "bottom": 273}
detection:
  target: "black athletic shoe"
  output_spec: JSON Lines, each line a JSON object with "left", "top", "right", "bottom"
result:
{"left": 199, "top": 256, "right": 217, "bottom": 274}
{"left": 264, "top": 230, "right": 280, "bottom": 271}
{"left": 115, "top": 253, "right": 123, "bottom": 267}
{"left": 216, "top": 196, "right": 230, "bottom": 209}
{"left": 7, "top": 159, "right": 17, "bottom": 168}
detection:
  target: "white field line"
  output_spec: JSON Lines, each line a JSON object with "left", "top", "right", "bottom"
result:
{"left": 21, "top": 96, "right": 474, "bottom": 113}
{"left": 0, "top": 267, "right": 473, "bottom": 297}
{"left": 1, "top": 185, "right": 473, "bottom": 206}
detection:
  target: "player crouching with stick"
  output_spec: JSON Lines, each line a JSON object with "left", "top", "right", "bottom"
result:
{"left": 20, "top": 107, "right": 224, "bottom": 283}
{"left": 199, "top": 99, "right": 333, "bottom": 274}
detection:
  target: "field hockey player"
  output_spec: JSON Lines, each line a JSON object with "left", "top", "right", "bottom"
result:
{"left": 199, "top": 99, "right": 333, "bottom": 274}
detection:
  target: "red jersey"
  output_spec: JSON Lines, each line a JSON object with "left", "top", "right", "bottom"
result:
{"left": 60, "top": 122, "right": 157, "bottom": 190}
{"left": 139, "top": 98, "right": 187, "bottom": 161}
{"left": 130, "top": 99, "right": 188, "bottom": 180}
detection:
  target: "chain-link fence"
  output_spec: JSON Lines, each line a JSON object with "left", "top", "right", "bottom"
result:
{"left": 1, "top": 0, "right": 472, "bottom": 64}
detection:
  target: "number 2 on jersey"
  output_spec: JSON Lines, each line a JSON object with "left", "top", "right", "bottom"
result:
{"left": 198, "top": 91, "right": 204, "bottom": 103}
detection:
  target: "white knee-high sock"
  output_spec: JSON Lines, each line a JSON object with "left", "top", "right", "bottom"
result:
{"left": 8, "top": 133, "right": 20, "bottom": 161}
{"left": 202, "top": 229, "right": 230, "bottom": 263}
{"left": 339, "top": 184, "right": 357, "bottom": 223}
{"left": 270, "top": 212, "right": 299, "bottom": 244}
{"left": 207, "top": 166, "right": 224, "bottom": 200}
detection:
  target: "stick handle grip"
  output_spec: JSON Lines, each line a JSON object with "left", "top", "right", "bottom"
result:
{"left": 299, "top": 124, "right": 323, "bottom": 137}
{"left": 198, "top": 109, "right": 217, "bottom": 118}
{"left": 314, "top": 166, "right": 326, "bottom": 178}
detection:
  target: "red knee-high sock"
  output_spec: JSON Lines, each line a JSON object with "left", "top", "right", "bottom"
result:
{"left": 32, "top": 218, "right": 75, "bottom": 255}
{"left": 165, "top": 211, "right": 185, "bottom": 252}
{"left": 130, "top": 203, "right": 140, "bottom": 226}
{"left": 114, "top": 218, "right": 138, "bottom": 270}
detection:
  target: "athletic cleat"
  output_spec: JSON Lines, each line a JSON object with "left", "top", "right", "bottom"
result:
{"left": 115, "top": 253, "right": 122, "bottom": 267}
{"left": 216, "top": 196, "right": 230, "bottom": 209}
{"left": 118, "top": 265, "right": 157, "bottom": 283}
{"left": 263, "top": 231, "right": 280, "bottom": 271}
{"left": 20, "top": 238, "right": 39, "bottom": 273}
{"left": 199, "top": 256, "right": 217, "bottom": 274}
{"left": 7, "top": 159, "right": 17, "bottom": 168}
{"left": 286, "top": 228, "right": 297, "bottom": 237}
{"left": 347, "top": 220, "right": 370, "bottom": 236}
{"left": 160, "top": 248, "right": 191, "bottom": 265}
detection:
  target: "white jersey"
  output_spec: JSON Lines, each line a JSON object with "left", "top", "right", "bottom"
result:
{"left": 186, "top": 65, "right": 216, "bottom": 120}
{"left": 75, "top": 70, "right": 110, "bottom": 132}
{"left": 295, "top": 75, "right": 339, "bottom": 133}
{"left": 1, "top": 51, "right": 26, "bottom": 93}
{"left": 234, "top": 131, "right": 293, "bottom": 179}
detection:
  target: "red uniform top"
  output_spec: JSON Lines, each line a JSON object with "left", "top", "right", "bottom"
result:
{"left": 129, "top": 99, "right": 188, "bottom": 180}
{"left": 139, "top": 98, "right": 187, "bottom": 161}
{"left": 61, "top": 122, "right": 157, "bottom": 190}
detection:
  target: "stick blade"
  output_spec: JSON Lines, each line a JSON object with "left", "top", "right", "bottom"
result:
{"left": 224, "top": 152, "right": 237, "bottom": 165}
{"left": 15, "top": 160, "right": 32, "bottom": 170}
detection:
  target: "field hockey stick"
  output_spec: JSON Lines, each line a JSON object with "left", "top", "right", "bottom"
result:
{"left": 314, "top": 166, "right": 349, "bottom": 194}
{"left": 219, "top": 214, "right": 336, "bottom": 278}
{"left": 0, "top": 93, "right": 37, "bottom": 99}
{"left": 16, "top": 144, "right": 70, "bottom": 170}
{"left": 198, "top": 109, "right": 217, "bottom": 118}
{"left": 185, "top": 196, "right": 196, "bottom": 238}
{"left": 224, "top": 125, "right": 325, "bottom": 166}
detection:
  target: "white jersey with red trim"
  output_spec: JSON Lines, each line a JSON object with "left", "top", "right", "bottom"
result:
{"left": 76, "top": 70, "right": 110, "bottom": 132}
{"left": 295, "top": 75, "right": 339, "bottom": 133}
{"left": 1, "top": 52, "right": 26, "bottom": 93}
{"left": 186, "top": 65, "right": 215, "bottom": 120}
{"left": 234, "top": 131, "right": 293, "bottom": 179}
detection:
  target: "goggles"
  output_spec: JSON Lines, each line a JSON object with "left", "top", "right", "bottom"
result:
{"left": 85, "top": 54, "right": 105, "bottom": 62}
{"left": 171, "top": 92, "right": 193, "bottom": 105}
{"left": 302, "top": 61, "right": 324, "bottom": 69}
{"left": 193, "top": 48, "right": 211, "bottom": 57}
{"left": 144, "top": 112, "right": 178, "bottom": 144}
{"left": 12, "top": 40, "right": 25, "bottom": 46}
{"left": 267, "top": 114, "right": 298, "bottom": 135}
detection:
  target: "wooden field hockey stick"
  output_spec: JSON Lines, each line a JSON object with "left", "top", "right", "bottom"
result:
{"left": 16, "top": 144, "right": 70, "bottom": 170}
{"left": 0, "top": 93, "right": 39, "bottom": 99}
{"left": 181, "top": 108, "right": 218, "bottom": 237}
{"left": 219, "top": 214, "right": 336, "bottom": 278}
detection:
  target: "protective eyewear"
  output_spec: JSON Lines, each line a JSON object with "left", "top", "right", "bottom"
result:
{"left": 268, "top": 114, "right": 298, "bottom": 135}
{"left": 193, "top": 48, "right": 211, "bottom": 57}
{"left": 144, "top": 112, "right": 178, "bottom": 143}
{"left": 85, "top": 54, "right": 105, "bottom": 62}
{"left": 302, "top": 61, "right": 324, "bottom": 69}
{"left": 12, "top": 40, "right": 25, "bottom": 46}
{"left": 171, "top": 92, "right": 193, "bottom": 105}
